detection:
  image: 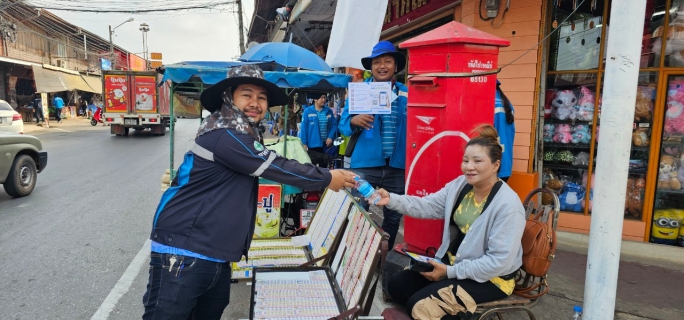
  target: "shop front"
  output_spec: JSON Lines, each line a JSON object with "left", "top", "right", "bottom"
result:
{"left": 539, "top": 0, "right": 684, "bottom": 246}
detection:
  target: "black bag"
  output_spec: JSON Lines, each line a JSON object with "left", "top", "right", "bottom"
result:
{"left": 344, "top": 129, "right": 363, "bottom": 158}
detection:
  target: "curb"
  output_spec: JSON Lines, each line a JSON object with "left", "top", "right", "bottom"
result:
{"left": 557, "top": 231, "right": 684, "bottom": 265}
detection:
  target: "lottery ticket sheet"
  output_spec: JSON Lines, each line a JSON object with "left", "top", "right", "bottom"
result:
{"left": 251, "top": 269, "right": 344, "bottom": 320}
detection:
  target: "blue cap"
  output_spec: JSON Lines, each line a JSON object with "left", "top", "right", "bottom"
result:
{"left": 574, "top": 306, "right": 583, "bottom": 313}
{"left": 361, "top": 41, "right": 406, "bottom": 73}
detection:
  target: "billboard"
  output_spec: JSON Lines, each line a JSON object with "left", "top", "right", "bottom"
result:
{"left": 128, "top": 54, "right": 147, "bottom": 71}
{"left": 101, "top": 58, "right": 112, "bottom": 71}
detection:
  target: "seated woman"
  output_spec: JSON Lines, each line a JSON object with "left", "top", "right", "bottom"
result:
{"left": 378, "top": 124, "right": 526, "bottom": 320}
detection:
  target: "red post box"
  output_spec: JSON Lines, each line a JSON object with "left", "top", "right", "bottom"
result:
{"left": 398, "top": 22, "right": 510, "bottom": 255}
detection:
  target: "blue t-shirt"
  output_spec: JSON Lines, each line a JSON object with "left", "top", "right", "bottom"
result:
{"left": 316, "top": 108, "right": 329, "bottom": 142}
{"left": 54, "top": 97, "right": 64, "bottom": 108}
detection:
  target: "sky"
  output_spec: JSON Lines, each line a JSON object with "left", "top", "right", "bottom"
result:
{"left": 49, "top": 2, "right": 255, "bottom": 64}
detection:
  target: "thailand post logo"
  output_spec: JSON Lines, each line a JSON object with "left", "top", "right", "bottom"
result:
{"left": 416, "top": 116, "right": 436, "bottom": 125}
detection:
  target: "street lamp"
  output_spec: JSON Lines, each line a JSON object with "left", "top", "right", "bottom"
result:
{"left": 109, "top": 17, "right": 134, "bottom": 68}
{"left": 139, "top": 23, "right": 150, "bottom": 67}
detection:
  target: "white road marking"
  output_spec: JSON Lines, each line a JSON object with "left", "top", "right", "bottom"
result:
{"left": 54, "top": 128, "right": 72, "bottom": 132}
{"left": 91, "top": 239, "right": 151, "bottom": 320}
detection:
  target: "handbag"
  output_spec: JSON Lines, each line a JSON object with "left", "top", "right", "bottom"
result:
{"left": 344, "top": 129, "right": 363, "bottom": 158}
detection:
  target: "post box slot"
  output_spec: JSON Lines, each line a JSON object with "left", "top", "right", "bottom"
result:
{"left": 408, "top": 76, "right": 437, "bottom": 86}
{"left": 407, "top": 103, "right": 445, "bottom": 108}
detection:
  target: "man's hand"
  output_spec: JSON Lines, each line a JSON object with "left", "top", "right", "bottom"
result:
{"left": 327, "top": 170, "right": 356, "bottom": 191}
{"left": 375, "top": 188, "right": 390, "bottom": 206}
{"left": 325, "top": 138, "right": 333, "bottom": 147}
{"left": 350, "top": 114, "right": 374, "bottom": 130}
{"left": 420, "top": 260, "right": 448, "bottom": 282}
{"left": 303, "top": 144, "right": 308, "bottom": 151}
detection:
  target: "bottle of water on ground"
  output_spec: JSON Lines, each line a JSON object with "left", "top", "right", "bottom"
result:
{"left": 573, "top": 305, "right": 582, "bottom": 320}
{"left": 354, "top": 176, "right": 381, "bottom": 205}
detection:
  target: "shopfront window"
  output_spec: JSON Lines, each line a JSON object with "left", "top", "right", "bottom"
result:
{"left": 664, "top": 0, "right": 684, "bottom": 67}
{"left": 548, "top": 1, "right": 605, "bottom": 71}
{"left": 651, "top": 74, "right": 684, "bottom": 245}
{"left": 644, "top": 0, "right": 668, "bottom": 68}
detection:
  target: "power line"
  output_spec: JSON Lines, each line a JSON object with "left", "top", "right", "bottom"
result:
{"left": 24, "top": 0, "right": 236, "bottom": 13}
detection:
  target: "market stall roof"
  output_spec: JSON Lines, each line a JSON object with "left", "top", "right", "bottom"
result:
{"left": 81, "top": 75, "right": 103, "bottom": 94}
{"left": 161, "top": 61, "right": 350, "bottom": 90}
{"left": 32, "top": 65, "right": 101, "bottom": 94}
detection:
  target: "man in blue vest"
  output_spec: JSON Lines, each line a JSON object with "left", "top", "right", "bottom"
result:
{"left": 300, "top": 94, "right": 338, "bottom": 167}
{"left": 53, "top": 95, "right": 64, "bottom": 123}
{"left": 339, "top": 41, "right": 408, "bottom": 248}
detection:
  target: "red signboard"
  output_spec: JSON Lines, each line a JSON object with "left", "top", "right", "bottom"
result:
{"left": 104, "top": 74, "right": 128, "bottom": 112}
{"left": 382, "top": 0, "right": 454, "bottom": 31}
{"left": 134, "top": 75, "right": 157, "bottom": 113}
{"left": 129, "top": 54, "right": 147, "bottom": 71}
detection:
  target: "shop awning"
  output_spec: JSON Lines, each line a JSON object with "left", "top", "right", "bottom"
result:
{"left": 32, "top": 65, "right": 101, "bottom": 94}
{"left": 81, "top": 75, "right": 102, "bottom": 94}
{"left": 0, "top": 56, "right": 40, "bottom": 67}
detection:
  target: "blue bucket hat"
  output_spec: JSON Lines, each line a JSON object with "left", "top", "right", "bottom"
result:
{"left": 361, "top": 41, "right": 406, "bottom": 73}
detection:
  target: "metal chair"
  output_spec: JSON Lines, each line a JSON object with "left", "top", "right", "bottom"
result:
{"left": 474, "top": 188, "right": 560, "bottom": 320}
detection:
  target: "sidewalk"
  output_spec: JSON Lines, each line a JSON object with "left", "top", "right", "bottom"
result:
{"left": 23, "top": 117, "right": 104, "bottom": 135}
{"left": 367, "top": 210, "right": 684, "bottom": 319}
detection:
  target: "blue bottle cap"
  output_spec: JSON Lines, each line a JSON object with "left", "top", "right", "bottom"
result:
{"left": 574, "top": 306, "right": 582, "bottom": 313}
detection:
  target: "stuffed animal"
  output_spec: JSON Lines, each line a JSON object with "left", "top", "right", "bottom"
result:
{"left": 552, "top": 90, "right": 577, "bottom": 121}
{"left": 553, "top": 124, "right": 573, "bottom": 143}
{"left": 650, "top": 209, "right": 681, "bottom": 245}
{"left": 543, "top": 150, "right": 557, "bottom": 163}
{"left": 634, "top": 86, "right": 654, "bottom": 121}
{"left": 559, "top": 182, "right": 584, "bottom": 212}
{"left": 627, "top": 177, "right": 646, "bottom": 218}
{"left": 543, "top": 178, "right": 563, "bottom": 205}
{"left": 658, "top": 155, "right": 682, "bottom": 189}
{"left": 632, "top": 128, "right": 650, "bottom": 146}
{"left": 543, "top": 123, "right": 555, "bottom": 143}
{"left": 572, "top": 125, "right": 591, "bottom": 144}
{"left": 670, "top": 209, "right": 684, "bottom": 246}
{"left": 544, "top": 90, "right": 557, "bottom": 119}
{"left": 576, "top": 86, "right": 595, "bottom": 122}
{"left": 665, "top": 80, "right": 684, "bottom": 136}
{"left": 580, "top": 172, "right": 595, "bottom": 211}
{"left": 595, "top": 125, "right": 600, "bottom": 143}
{"left": 555, "top": 150, "right": 575, "bottom": 164}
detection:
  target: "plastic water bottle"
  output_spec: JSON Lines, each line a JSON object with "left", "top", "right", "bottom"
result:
{"left": 573, "top": 306, "right": 582, "bottom": 320}
{"left": 354, "top": 176, "right": 381, "bottom": 205}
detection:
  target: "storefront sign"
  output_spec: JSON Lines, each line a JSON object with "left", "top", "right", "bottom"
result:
{"left": 150, "top": 61, "right": 163, "bottom": 69}
{"left": 383, "top": 0, "right": 454, "bottom": 31}
{"left": 150, "top": 52, "right": 162, "bottom": 60}
{"left": 104, "top": 74, "right": 128, "bottom": 112}
{"left": 254, "top": 185, "right": 282, "bottom": 238}
{"left": 101, "top": 59, "right": 112, "bottom": 71}
{"left": 134, "top": 75, "right": 156, "bottom": 113}
{"left": 128, "top": 54, "right": 147, "bottom": 71}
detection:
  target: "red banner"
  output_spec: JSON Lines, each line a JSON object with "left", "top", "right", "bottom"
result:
{"left": 134, "top": 75, "right": 157, "bottom": 113}
{"left": 382, "top": 0, "right": 454, "bottom": 31}
{"left": 104, "top": 74, "right": 128, "bottom": 112}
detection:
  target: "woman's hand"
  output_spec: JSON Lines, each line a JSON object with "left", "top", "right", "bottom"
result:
{"left": 420, "top": 260, "right": 448, "bottom": 282}
{"left": 374, "top": 188, "right": 390, "bottom": 206}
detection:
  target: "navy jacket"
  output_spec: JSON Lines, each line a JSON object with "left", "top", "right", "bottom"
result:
{"left": 150, "top": 128, "right": 332, "bottom": 262}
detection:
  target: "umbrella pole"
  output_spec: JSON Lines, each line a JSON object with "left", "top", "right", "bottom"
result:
{"left": 283, "top": 88, "right": 289, "bottom": 158}
{"left": 169, "top": 83, "right": 176, "bottom": 181}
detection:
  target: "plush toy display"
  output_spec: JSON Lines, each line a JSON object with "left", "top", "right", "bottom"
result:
{"left": 559, "top": 182, "right": 584, "bottom": 212}
{"left": 555, "top": 150, "right": 575, "bottom": 164}
{"left": 572, "top": 125, "right": 591, "bottom": 144}
{"left": 678, "top": 154, "right": 684, "bottom": 189}
{"left": 595, "top": 125, "right": 600, "bottom": 143}
{"left": 576, "top": 86, "right": 595, "bottom": 122}
{"left": 658, "top": 155, "right": 682, "bottom": 190}
{"left": 634, "top": 86, "right": 655, "bottom": 121}
{"left": 671, "top": 209, "right": 684, "bottom": 246}
{"left": 543, "top": 150, "right": 557, "bottom": 163}
{"left": 544, "top": 89, "right": 557, "bottom": 119}
{"left": 665, "top": 80, "right": 684, "bottom": 136}
{"left": 543, "top": 123, "right": 555, "bottom": 143}
{"left": 552, "top": 90, "right": 577, "bottom": 121}
{"left": 651, "top": 209, "right": 682, "bottom": 245}
{"left": 553, "top": 124, "right": 573, "bottom": 143}
{"left": 580, "top": 172, "right": 595, "bottom": 211}
{"left": 632, "top": 128, "right": 650, "bottom": 146}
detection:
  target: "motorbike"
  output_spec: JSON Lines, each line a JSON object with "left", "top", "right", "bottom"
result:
{"left": 90, "top": 106, "right": 104, "bottom": 126}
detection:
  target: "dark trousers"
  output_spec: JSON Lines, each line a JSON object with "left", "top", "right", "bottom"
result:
{"left": 33, "top": 107, "right": 44, "bottom": 123}
{"left": 55, "top": 107, "right": 63, "bottom": 122}
{"left": 387, "top": 270, "right": 508, "bottom": 319}
{"left": 307, "top": 147, "right": 330, "bottom": 168}
{"left": 142, "top": 253, "right": 232, "bottom": 320}
{"left": 351, "top": 165, "right": 405, "bottom": 248}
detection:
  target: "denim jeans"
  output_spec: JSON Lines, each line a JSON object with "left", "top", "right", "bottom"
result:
{"left": 55, "top": 108, "right": 63, "bottom": 122}
{"left": 351, "top": 165, "right": 406, "bottom": 248}
{"left": 142, "top": 253, "right": 232, "bottom": 320}
{"left": 33, "top": 107, "right": 44, "bottom": 123}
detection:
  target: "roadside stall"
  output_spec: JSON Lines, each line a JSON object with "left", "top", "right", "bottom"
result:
{"left": 31, "top": 65, "right": 102, "bottom": 120}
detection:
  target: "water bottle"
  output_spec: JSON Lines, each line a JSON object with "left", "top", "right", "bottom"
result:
{"left": 354, "top": 176, "right": 381, "bottom": 205}
{"left": 573, "top": 306, "right": 582, "bottom": 320}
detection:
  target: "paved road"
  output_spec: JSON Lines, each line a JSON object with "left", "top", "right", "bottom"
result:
{"left": 0, "top": 119, "right": 255, "bottom": 320}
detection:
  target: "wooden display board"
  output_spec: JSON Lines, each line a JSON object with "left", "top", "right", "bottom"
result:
{"left": 232, "top": 188, "right": 354, "bottom": 279}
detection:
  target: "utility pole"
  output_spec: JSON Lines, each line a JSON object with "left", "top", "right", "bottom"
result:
{"left": 237, "top": 0, "right": 245, "bottom": 55}
{"left": 582, "top": 1, "right": 647, "bottom": 319}
{"left": 109, "top": 25, "right": 114, "bottom": 64}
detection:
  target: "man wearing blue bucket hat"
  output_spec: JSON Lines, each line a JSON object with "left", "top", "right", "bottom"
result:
{"left": 339, "top": 40, "right": 409, "bottom": 248}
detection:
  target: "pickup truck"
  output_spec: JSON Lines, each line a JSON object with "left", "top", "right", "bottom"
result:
{"left": 0, "top": 133, "right": 48, "bottom": 197}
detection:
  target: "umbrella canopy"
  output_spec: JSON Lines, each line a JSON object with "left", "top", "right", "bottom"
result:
{"left": 239, "top": 42, "right": 332, "bottom": 72}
